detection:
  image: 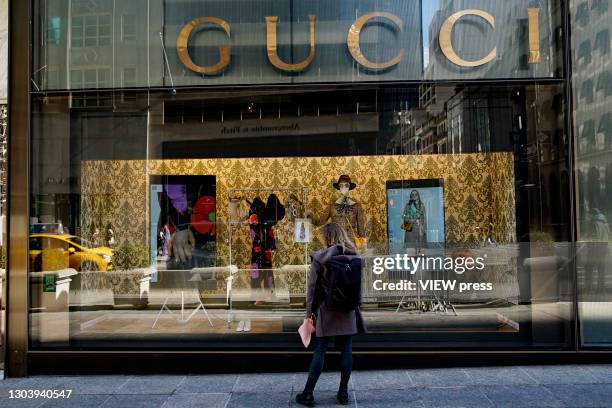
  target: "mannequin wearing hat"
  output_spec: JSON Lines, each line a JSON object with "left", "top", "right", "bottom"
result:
{"left": 310, "top": 175, "right": 365, "bottom": 240}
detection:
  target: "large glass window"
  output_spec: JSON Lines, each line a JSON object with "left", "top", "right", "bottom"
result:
{"left": 29, "top": 83, "right": 574, "bottom": 350}
{"left": 571, "top": 0, "right": 612, "bottom": 347}
{"left": 28, "top": 0, "right": 576, "bottom": 351}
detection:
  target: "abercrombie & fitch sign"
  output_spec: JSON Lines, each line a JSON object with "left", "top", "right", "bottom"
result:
{"left": 167, "top": 0, "right": 553, "bottom": 85}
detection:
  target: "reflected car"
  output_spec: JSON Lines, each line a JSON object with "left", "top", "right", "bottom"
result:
{"left": 29, "top": 234, "right": 113, "bottom": 271}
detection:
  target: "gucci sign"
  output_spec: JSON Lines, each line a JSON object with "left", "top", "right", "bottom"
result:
{"left": 177, "top": 8, "right": 542, "bottom": 76}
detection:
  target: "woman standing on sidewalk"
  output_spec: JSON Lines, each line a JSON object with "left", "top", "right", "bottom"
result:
{"left": 296, "top": 223, "right": 366, "bottom": 406}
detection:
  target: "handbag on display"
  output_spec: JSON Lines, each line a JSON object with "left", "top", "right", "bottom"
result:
{"left": 354, "top": 236, "right": 368, "bottom": 251}
{"left": 343, "top": 215, "right": 368, "bottom": 251}
{"left": 401, "top": 221, "right": 414, "bottom": 232}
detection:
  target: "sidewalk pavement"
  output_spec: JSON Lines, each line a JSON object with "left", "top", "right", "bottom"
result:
{"left": 0, "top": 365, "right": 610, "bottom": 408}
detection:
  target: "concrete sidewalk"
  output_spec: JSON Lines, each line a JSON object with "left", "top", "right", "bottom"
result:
{"left": 0, "top": 365, "right": 610, "bottom": 407}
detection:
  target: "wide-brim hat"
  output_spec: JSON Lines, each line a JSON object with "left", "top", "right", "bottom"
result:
{"left": 333, "top": 175, "right": 357, "bottom": 190}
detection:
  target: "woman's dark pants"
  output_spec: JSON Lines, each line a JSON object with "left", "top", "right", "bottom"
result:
{"left": 305, "top": 335, "right": 353, "bottom": 392}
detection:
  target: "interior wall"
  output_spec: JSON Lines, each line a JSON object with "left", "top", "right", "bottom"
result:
{"left": 81, "top": 153, "right": 516, "bottom": 278}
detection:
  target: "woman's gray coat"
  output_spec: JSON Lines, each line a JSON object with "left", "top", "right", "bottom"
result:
{"left": 306, "top": 245, "right": 366, "bottom": 337}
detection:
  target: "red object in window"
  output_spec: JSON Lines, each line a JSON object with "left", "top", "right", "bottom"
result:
{"left": 191, "top": 196, "right": 216, "bottom": 235}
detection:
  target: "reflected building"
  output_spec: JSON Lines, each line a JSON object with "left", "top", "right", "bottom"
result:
{"left": 571, "top": 0, "right": 612, "bottom": 344}
{"left": 573, "top": 0, "right": 612, "bottom": 226}
{"left": 426, "top": 0, "right": 562, "bottom": 80}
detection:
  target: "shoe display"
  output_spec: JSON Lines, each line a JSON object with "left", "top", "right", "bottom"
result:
{"left": 235, "top": 320, "right": 245, "bottom": 332}
{"left": 243, "top": 320, "right": 251, "bottom": 332}
{"left": 295, "top": 391, "right": 315, "bottom": 407}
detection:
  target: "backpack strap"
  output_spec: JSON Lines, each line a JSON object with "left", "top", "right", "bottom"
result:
{"left": 311, "top": 259, "right": 325, "bottom": 318}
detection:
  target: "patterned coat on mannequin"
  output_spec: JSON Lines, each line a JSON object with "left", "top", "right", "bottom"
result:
{"left": 248, "top": 194, "right": 286, "bottom": 292}
{"left": 311, "top": 175, "right": 366, "bottom": 240}
{"left": 314, "top": 199, "right": 365, "bottom": 238}
{"left": 249, "top": 197, "right": 275, "bottom": 291}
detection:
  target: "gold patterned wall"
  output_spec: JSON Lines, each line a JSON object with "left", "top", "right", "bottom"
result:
{"left": 81, "top": 153, "right": 516, "bottom": 294}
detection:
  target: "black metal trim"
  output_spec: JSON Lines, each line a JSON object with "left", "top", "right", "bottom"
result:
{"left": 26, "top": 351, "right": 612, "bottom": 376}
{"left": 28, "top": 77, "right": 568, "bottom": 96}
{"left": 561, "top": 0, "right": 581, "bottom": 352}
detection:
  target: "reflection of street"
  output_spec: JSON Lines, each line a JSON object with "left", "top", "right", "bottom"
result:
{"left": 29, "top": 302, "right": 576, "bottom": 342}
{"left": 29, "top": 233, "right": 113, "bottom": 272}
{"left": 577, "top": 240, "right": 612, "bottom": 299}
{"left": 24, "top": 236, "right": 587, "bottom": 349}
{"left": 26, "top": 240, "right": 583, "bottom": 345}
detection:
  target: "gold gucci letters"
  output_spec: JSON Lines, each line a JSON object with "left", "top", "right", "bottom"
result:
{"left": 266, "top": 15, "right": 316, "bottom": 72}
{"left": 177, "top": 16, "right": 232, "bottom": 75}
{"left": 177, "top": 8, "right": 541, "bottom": 75}
{"left": 347, "top": 12, "right": 405, "bottom": 70}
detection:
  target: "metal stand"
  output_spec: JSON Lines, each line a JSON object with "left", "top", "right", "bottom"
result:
{"left": 393, "top": 254, "right": 457, "bottom": 315}
{"left": 152, "top": 291, "right": 214, "bottom": 328}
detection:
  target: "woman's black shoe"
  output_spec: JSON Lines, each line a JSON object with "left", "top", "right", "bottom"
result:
{"left": 296, "top": 391, "right": 315, "bottom": 406}
{"left": 337, "top": 390, "right": 349, "bottom": 405}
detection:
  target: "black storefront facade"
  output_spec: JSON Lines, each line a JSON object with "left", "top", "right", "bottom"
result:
{"left": 5, "top": 0, "right": 612, "bottom": 377}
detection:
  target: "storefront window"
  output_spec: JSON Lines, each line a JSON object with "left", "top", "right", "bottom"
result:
{"left": 29, "top": 83, "right": 574, "bottom": 350}
{"left": 572, "top": 0, "right": 612, "bottom": 346}
{"left": 28, "top": 1, "right": 575, "bottom": 351}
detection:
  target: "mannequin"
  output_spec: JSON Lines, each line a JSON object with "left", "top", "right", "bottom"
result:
{"left": 228, "top": 195, "right": 249, "bottom": 223}
{"left": 311, "top": 175, "right": 365, "bottom": 240}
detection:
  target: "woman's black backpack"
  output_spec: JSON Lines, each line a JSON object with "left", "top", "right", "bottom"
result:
{"left": 320, "top": 257, "right": 362, "bottom": 312}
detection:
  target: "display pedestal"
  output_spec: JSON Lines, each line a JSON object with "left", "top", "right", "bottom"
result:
{"left": 152, "top": 291, "right": 213, "bottom": 328}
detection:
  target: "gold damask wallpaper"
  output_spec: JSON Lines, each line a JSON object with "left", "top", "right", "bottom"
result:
{"left": 81, "top": 153, "right": 516, "bottom": 295}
